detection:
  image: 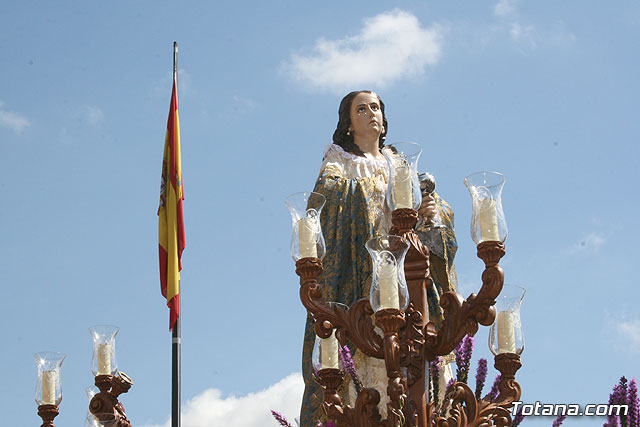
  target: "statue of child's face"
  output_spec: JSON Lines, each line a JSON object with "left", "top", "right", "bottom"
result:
{"left": 349, "top": 92, "right": 384, "bottom": 139}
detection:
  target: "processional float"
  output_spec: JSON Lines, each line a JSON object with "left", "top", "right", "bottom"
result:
{"left": 286, "top": 142, "right": 525, "bottom": 427}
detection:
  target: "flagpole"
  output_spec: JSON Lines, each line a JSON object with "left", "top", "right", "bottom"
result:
{"left": 171, "top": 40, "right": 181, "bottom": 427}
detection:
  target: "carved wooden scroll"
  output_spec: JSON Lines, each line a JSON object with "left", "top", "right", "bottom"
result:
{"left": 425, "top": 241, "right": 505, "bottom": 359}
{"left": 89, "top": 373, "right": 133, "bottom": 427}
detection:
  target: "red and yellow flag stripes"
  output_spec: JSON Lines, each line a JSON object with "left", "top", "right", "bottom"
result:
{"left": 158, "top": 81, "right": 185, "bottom": 330}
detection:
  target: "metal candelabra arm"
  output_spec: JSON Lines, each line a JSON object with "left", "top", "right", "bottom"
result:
{"left": 317, "top": 369, "right": 389, "bottom": 427}
{"left": 429, "top": 353, "right": 522, "bottom": 427}
{"left": 375, "top": 309, "right": 408, "bottom": 427}
{"left": 296, "top": 257, "right": 384, "bottom": 358}
{"left": 316, "top": 368, "right": 346, "bottom": 420}
{"left": 388, "top": 208, "right": 432, "bottom": 427}
{"left": 492, "top": 353, "right": 522, "bottom": 405}
{"left": 425, "top": 241, "right": 505, "bottom": 359}
{"left": 295, "top": 234, "right": 419, "bottom": 425}
{"left": 89, "top": 374, "right": 133, "bottom": 427}
{"left": 295, "top": 205, "right": 520, "bottom": 427}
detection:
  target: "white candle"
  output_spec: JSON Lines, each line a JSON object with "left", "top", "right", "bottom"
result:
{"left": 378, "top": 253, "right": 400, "bottom": 310}
{"left": 42, "top": 370, "right": 57, "bottom": 405}
{"left": 321, "top": 330, "right": 339, "bottom": 369}
{"left": 97, "top": 343, "right": 111, "bottom": 375}
{"left": 496, "top": 311, "right": 516, "bottom": 353}
{"left": 478, "top": 198, "right": 499, "bottom": 241}
{"left": 298, "top": 217, "right": 318, "bottom": 258}
{"left": 395, "top": 163, "right": 412, "bottom": 209}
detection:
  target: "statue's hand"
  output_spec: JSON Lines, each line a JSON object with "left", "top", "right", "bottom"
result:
{"left": 418, "top": 193, "right": 437, "bottom": 222}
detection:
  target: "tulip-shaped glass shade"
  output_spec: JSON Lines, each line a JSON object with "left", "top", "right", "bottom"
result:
{"left": 384, "top": 142, "right": 423, "bottom": 211}
{"left": 285, "top": 191, "right": 326, "bottom": 261}
{"left": 89, "top": 325, "right": 120, "bottom": 376}
{"left": 366, "top": 235, "right": 410, "bottom": 312}
{"left": 311, "top": 303, "right": 347, "bottom": 371}
{"left": 34, "top": 351, "right": 66, "bottom": 406}
{"left": 489, "top": 284, "right": 525, "bottom": 356}
{"left": 312, "top": 332, "right": 343, "bottom": 371}
{"left": 464, "top": 171, "right": 507, "bottom": 244}
{"left": 85, "top": 413, "right": 118, "bottom": 427}
{"left": 85, "top": 386, "right": 99, "bottom": 425}
{"left": 384, "top": 142, "right": 422, "bottom": 211}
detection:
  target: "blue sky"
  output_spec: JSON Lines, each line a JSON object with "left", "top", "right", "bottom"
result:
{"left": 2, "top": 1, "right": 639, "bottom": 426}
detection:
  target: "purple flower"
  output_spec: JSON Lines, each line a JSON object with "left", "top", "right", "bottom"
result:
{"left": 605, "top": 376, "right": 640, "bottom": 427}
{"left": 434, "top": 377, "right": 457, "bottom": 417}
{"left": 628, "top": 379, "right": 639, "bottom": 427}
{"left": 605, "top": 389, "right": 620, "bottom": 427}
{"left": 445, "top": 377, "right": 455, "bottom": 395}
{"left": 454, "top": 335, "right": 475, "bottom": 383}
{"left": 429, "top": 356, "right": 442, "bottom": 406}
{"left": 552, "top": 414, "right": 567, "bottom": 427}
{"left": 338, "top": 345, "right": 363, "bottom": 394}
{"left": 619, "top": 377, "right": 630, "bottom": 427}
{"left": 606, "top": 381, "right": 625, "bottom": 427}
{"left": 475, "top": 358, "right": 488, "bottom": 400}
{"left": 620, "top": 377, "right": 629, "bottom": 401}
{"left": 512, "top": 405, "right": 525, "bottom": 427}
{"left": 271, "top": 410, "right": 293, "bottom": 427}
{"left": 485, "top": 374, "right": 501, "bottom": 402}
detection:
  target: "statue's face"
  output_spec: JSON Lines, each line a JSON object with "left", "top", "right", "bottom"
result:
{"left": 349, "top": 92, "right": 383, "bottom": 139}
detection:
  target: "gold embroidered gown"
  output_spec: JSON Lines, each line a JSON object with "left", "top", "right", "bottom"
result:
{"left": 299, "top": 144, "right": 457, "bottom": 426}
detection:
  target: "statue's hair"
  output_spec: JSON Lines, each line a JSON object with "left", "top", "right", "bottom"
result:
{"left": 332, "top": 91, "right": 388, "bottom": 157}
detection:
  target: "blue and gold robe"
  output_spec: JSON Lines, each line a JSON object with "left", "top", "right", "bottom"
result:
{"left": 299, "top": 144, "right": 457, "bottom": 426}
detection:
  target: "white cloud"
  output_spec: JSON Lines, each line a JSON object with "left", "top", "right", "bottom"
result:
{"left": 283, "top": 9, "right": 443, "bottom": 93}
{"left": 0, "top": 101, "right": 31, "bottom": 134}
{"left": 491, "top": 0, "right": 575, "bottom": 48}
{"left": 140, "top": 373, "right": 304, "bottom": 427}
{"left": 569, "top": 232, "right": 606, "bottom": 254}
{"left": 494, "top": 0, "right": 517, "bottom": 17}
{"left": 492, "top": 0, "right": 536, "bottom": 45}
{"left": 506, "top": 21, "right": 576, "bottom": 48}
{"left": 509, "top": 22, "right": 536, "bottom": 46}
{"left": 83, "top": 105, "right": 104, "bottom": 125}
{"left": 617, "top": 318, "right": 640, "bottom": 353}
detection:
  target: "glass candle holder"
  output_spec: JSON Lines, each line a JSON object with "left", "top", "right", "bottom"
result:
{"left": 489, "top": 284, "right": 525, "bottom": 356}
{"left": 89, "top": 325, "right": 120, "bottom": 376}
{"left": 366, "top": 235, "right": 410, "bottom": 312}
{"left": 464, "top": 171, "right": 507, "bottom": 244}
{"left": 384, "top": 142, "right": 423, "bottom": 211}
{"left": 85, "top": 386, "right": 99, "bottom": 425}
{"left": 285, "top": 191, "right": 326, "bottom": 261}
{"left": 312, "top": 331, "right": 342, "bottom": 371}
{"left": 34, "top": 351, "right": 66, "bottom": 406}
{"left": 85, "top": 413, "right": 118, "bottom": 427}
{"left": 311, "top": 302, "right": 347, "bottom": 371}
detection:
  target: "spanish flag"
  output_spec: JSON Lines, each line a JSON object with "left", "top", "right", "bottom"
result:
{"left": 158, "top": 80, "right": 185, "bottom": 331}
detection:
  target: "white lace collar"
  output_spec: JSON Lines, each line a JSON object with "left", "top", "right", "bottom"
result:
{"left": 323, "top": 143, "right": 391, "bottom": 166}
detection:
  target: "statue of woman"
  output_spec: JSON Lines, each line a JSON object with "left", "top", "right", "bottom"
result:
{"left": 299, "top": 91, "right": 458, "bottom": 426}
